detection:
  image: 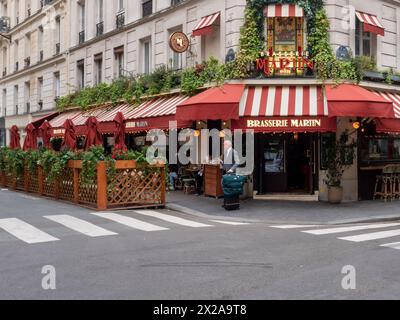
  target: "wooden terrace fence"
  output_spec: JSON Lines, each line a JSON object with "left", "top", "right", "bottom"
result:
{"left": 0, "top": 160, "right": 166, "bottom": 210}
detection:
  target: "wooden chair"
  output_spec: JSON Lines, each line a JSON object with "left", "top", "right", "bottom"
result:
{"left": 374, "top": 165, "right": 396, "bottom": 202}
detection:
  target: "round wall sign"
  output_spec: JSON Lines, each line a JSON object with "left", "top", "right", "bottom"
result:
{"left": 169, "top": 32, "right": 190, "bottom": 53}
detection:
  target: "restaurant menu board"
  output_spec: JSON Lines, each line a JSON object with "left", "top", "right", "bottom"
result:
{"left": 264, "top": 139, "right": 285, "bottom": 173}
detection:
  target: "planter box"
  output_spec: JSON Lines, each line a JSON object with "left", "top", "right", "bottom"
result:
{"left": 115, "top": 160, "right": 137, "bottom": 169}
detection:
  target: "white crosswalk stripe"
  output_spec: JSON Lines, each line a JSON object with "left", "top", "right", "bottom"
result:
{"left": 134, "top": 210, "right": 213, "bottom": 228}
{"left": 380, "top": 242, "right": 400, "bottom": 250}
{"left": 338, "top": 229, "right": 400, "bottom": 242}
{"left": 210, "top": 220, "right": 250, "bottom": 226}
{"left": 271, "top": 225, "right": 321, "bottom": 229}
{"left": 0, "top": 210, "right": 253, "bottom": 245}
{"left": 0, "top": 218, "right": 59, "bottom": 244}
{"left": 45, "top": 215, "right": 118, "bottom": 237}
{"left": 303, "top": 223, "right": 400, "bottom": 235}
{"left": 90, "top": 212, "right": 169, "bottom": 232}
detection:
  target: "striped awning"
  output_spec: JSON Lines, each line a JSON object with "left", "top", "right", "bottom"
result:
{"left": 264, "top": 4, "right": 304, "bottom": 18}
{"left": 192, "top": 12, "right": 220, "bottom": 37}
{"left": 124, "top": 95, "right": 190, "bottom": 120}
{"left": 371, "top": 90, "right": 400, "bottom": 118}
{"left": 239, "top": 86, "right": 327, "bottom": 117}
{"left": 49, "top": 110, "right": 81, "bottom": 128}
{"left": 356, "top": 11, "right": 385, "bottom": 36}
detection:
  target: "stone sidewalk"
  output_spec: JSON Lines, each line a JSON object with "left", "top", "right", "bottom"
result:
{"left": 166, "top": 191, "right": 400, "bottom": 225}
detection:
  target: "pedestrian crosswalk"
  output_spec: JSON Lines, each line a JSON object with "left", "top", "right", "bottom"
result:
{"left": 0, "top": 211, "right": 251, "bottom": 245}
{"left": 271, "top": 222, "right": 400, "bottom": 252}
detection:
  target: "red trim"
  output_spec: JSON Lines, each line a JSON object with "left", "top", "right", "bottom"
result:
{"left": 232, "top": 117, "right": 337, "bottom": 133}
{"left": 125, "top": 115, "right": 192, "bottom": 132}
{"left": 363, "top": 23, "right": 385, "bottom": 36}
{"left": 376, "top": 119, "right": 400, "bottom": 133}
{"left": 192, "top": 25, "right": 213, "bottom": 37}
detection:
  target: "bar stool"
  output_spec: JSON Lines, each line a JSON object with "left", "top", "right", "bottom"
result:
{"left": 391, "top": 166, "right": 400, "bottom": 200}
{"left": 374, "top": 166, "right": 394, "bottom": 202}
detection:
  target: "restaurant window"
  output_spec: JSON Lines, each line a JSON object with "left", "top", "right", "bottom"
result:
{"left": 355, "top": 19, "right": 375, "bottom": 57}
{"left": 265, "top": 14, "right": 306, "bottom": 76}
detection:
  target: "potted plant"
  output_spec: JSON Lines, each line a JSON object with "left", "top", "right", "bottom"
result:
{"left": 324, "top": 131, "right": 356, "bottom": 204}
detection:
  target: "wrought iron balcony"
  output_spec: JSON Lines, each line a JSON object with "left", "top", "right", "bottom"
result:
{"left": 79, "top": 30, "right": 85, "bottom": 44}
{"left": 116, "top": 12, "right": 125, "bottom": 29}
{"left": 96, "top": 21, "right": 104, "bottom": 37}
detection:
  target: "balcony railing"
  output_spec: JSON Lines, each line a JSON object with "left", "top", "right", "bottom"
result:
{"left": 142, "top": 0, "right": 153, "bottom": 17}
{"left": 96, "top": 21, "right": 104, "bottom": 37}
{"left": 55, "top": 43, "right": 60, "bottom": 55}
{"left": 116, "top": 12, "right": 125, "bottom": 29}
{"left": 79, "top": 30, "right": 85, "bottom": 44}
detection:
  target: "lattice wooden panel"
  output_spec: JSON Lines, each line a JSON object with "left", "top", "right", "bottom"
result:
{"left": 43, "top": 178, "right": 56, "bottom": 197}
{"left": 78, "top": 172, "right": 97, "bottom": 206}
{"left": 15, "top": 175, "right": 25, "bottom": 191}
{"left": 28, "top": 169, "right": 39, "bottom": 194}
{"left": 108, "top": 168, "right": 163, "bottom": 207}
{"left": 59, "top": 168, "right": 74, "bottom": 202}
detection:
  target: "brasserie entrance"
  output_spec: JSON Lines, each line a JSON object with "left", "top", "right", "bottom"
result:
{"left": 254, "top": 133, "right": 319, "bottom": 195}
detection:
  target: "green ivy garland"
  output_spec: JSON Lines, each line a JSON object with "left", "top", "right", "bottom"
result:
{"left": 236, "top": 0, "right": 361, "bottom": 82}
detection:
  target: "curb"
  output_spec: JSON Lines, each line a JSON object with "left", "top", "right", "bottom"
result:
{"left": 166, "top": 203, "right": 400, "bottom": 226}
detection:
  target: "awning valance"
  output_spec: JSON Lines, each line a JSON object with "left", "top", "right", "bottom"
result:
{"left": 176, "top": 84, "right": 245, "bottom": 121}
{"left": 240, "top": 85, "right": 327, "bottom": 117}
{"left": 326, "top": 84, "right": 395, "bottom": 118}
{"left": 264, "top": 4, "right": 304, "bottom": 18}
{"left": 356, "top": 11, "right": 385, "bottom": 36}
{"left": 192, "top": 12, "right": 220, "bottom": 37}
{"left": 370, "top": 90, "right": 400, "bottom": 118}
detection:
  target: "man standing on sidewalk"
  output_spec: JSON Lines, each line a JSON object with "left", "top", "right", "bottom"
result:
{"left": 222, "top": 140, "right": 240, "bottom": 174}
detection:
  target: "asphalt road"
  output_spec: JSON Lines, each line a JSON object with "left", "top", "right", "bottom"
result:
{"left": 1, "top": 189, "right": 400, "bottom": 300}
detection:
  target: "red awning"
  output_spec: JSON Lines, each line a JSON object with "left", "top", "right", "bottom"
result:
{"left": 176, "top": 84, "right": 245, "bottom": 121}
{"left": 356, "top": 11, "right": 385, "bottom": 36}
{"left": 326, "top": 84, "right": 395, "bottom": 118}
{"left": 192, "top": 12, "right": 220, "bottom": 37}
{"left": 240, "top": 85, "right": 327, "bottom": 117}
{"left": 49, "top": 110, "right": 81, "bottom": 128}
{"left": 264, "top": 4, "right": 304, "bottom": 17}
{"left": 371, "top": 90, "right": 400, "bottom": 133}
